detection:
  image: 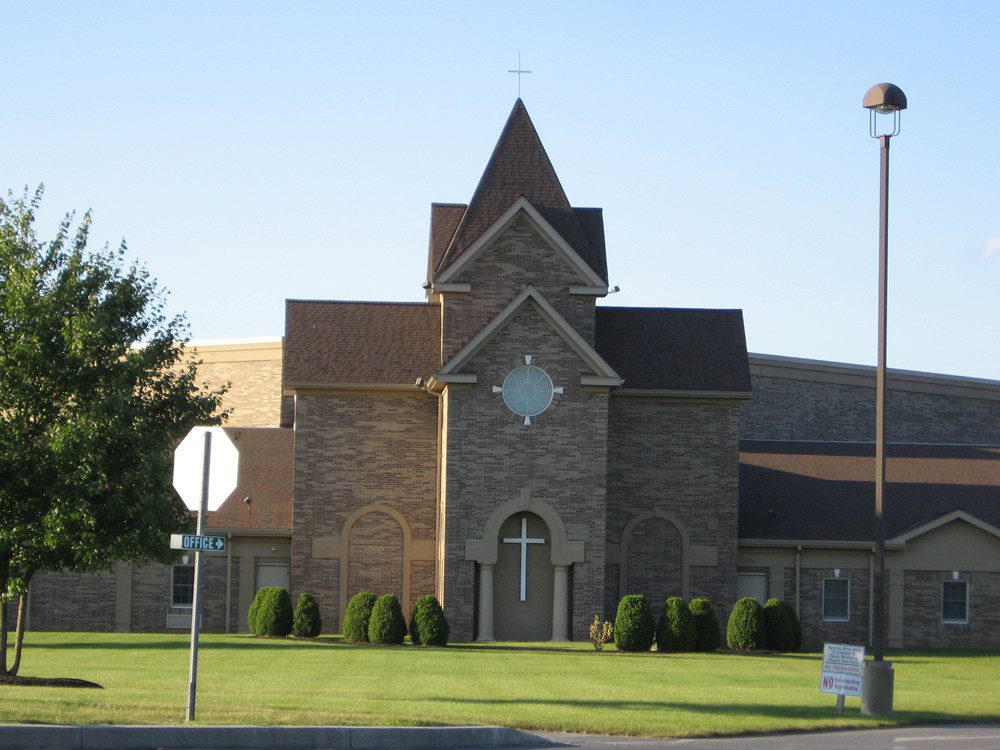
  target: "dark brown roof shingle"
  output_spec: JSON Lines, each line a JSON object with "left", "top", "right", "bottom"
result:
{"left": 435, "top": 99, "right": 608, "bottom": 283}
{"left": 739, "top": 441, "right": 1000, "bottom": 542}
{"left": 596, "top": 306, "right": 751, "bottom": 392}
{"left": 284, "top": 300, "right": 440, "bottom": 385}
{"left": 427, "top": 203, "right": 466, "bottom": 284}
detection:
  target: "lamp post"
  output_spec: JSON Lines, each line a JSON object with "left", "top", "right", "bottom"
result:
{"left": 861, "top": 81, "right": 907, "bottom": 717}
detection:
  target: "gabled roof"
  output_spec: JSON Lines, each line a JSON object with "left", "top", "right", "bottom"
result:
{"left": 435, "top": 285, "right": 621, "bottom": 386}
{"left": 283, "top": 300, "right": 440, "bottom": 387}
{"left": 596, "top": 307, "right": 751, "bottom": 393}
{"left": 205, "top": 427, "right": 293, "bottom": 533}
{"left": 426, "top": 203, "right": 467, "bottom": 285}
{"left": 434, "top": 99, "right": 607, "bottom": 283}
{"left": 738, "top": 441, "right": 1000, "bottom": 543}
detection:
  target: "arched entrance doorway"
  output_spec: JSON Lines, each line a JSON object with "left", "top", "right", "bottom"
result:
{"left": 493, "top": 512, "right": 553, "bottom": 641}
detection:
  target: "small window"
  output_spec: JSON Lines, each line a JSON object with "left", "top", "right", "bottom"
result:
{"left": 172, "top": 565, "right": 194, "bottom": 608}
{"left": 822, "top": 578, "right": 850, "bottom": 621}
{"left": 942, "top": 581, "right": 969, "bottom": 624}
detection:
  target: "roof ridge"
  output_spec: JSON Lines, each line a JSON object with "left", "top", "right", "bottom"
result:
{"left": 286, "top": 299, "right": 434, "bottom": 307}
{"left": 598, "top": 305, "right": 745, "bottom": 313}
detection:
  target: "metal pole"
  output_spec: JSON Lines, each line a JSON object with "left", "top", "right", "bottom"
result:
{"left": 873, "top": 134, "right": 890, "bottom": 663}
{"left": 186, "top": 431, "right": 211, "bottom": 721}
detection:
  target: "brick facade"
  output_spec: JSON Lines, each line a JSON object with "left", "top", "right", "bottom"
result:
{"left": 902, "top": 571, "right": 1000, "bottom": 649}
{"left": 742, "top": 372, "right": 1000, "bottom": 444}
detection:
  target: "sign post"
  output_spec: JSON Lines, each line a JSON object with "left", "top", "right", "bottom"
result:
{"left": 172, "top": 426, "right": 239, "bottom": 722}
{"left": 820, "top": 643, "right": 865, "bottom": 716}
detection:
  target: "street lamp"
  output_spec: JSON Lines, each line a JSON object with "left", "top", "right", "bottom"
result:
{"left": 861, "top": 82, "right": 906, "bottom": 717}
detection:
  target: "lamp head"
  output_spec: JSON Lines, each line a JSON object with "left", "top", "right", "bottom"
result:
{"left": 863, "top": 83, "right": 907, "bottom": 113}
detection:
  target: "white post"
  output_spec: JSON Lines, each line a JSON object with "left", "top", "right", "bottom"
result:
{"left": 477, "top": 563, "right": 494, "bottom": 642}
{"left": 186, "top": 431, "right": 211, "bottom": 722}
{"left": 551, "top": 564, "right": 569, "bottom": 641}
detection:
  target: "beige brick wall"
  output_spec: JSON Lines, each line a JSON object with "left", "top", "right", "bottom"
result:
{"left": 902, "top": 571, "right": 1000, "bottom": 649}
{"left": 795, "top": 567, "right": 870, "bottom": 648}
{"left": 182, "top": 340, "right": 285, "bottom": 428}
{"left": 441, "top": 215, "right": 597, "bottom": 362}
{"left": 16, "top": 570, "right": 117, "bottom": 632}
{"left": 607, "top": 397, "right": 741, "bottom": 620}
{"left": 441, "top": 302, "right": 609, "bottom": 641}
{"left": 290, "top": 390, "right": 438, "bottom": 631}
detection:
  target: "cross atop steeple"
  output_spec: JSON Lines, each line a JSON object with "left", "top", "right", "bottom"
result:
{"left": 507, "top": 52, "right": 531, "bottom": 98}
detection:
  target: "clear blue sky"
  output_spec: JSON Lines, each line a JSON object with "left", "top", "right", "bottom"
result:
{"left": 4, "top": 2, "right": 998, "bottom": 379}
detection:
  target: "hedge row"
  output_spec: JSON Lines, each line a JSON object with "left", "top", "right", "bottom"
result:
{"left": 343, "top": 591, "right": 449, "bottom": 646}
{"left": 247, "top": 588, "right": 322, "bottom": 638}
{"left": 612, "top": 594, "right": 800, "bottom": 653}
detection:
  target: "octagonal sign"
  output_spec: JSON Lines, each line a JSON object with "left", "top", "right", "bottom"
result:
{"left": 172, "top": 426, "right": 240, "bottom": 512}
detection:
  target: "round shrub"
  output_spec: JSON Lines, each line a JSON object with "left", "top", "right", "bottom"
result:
{"left": 410, "top": 594, "right": 449, "bottom": 647}
{"left": 292, "top": 592, "right": 322, "bottom": 638}
{"left": 368, "top": 594, "right": 407, "bottom": 645}
{"left": 656, "top": 596, "right": 696, "bottom": 652}
{"left": 726, "top": 597, "right": 766, "bottom": 651}
{"left": 342, "top": 591, "right": 377, "bottom": 643}
{"left": 763, "top": 598, "right": 802, "bottom": 652}
{"left": 613, "top": 594, "right": 655, "bottom": 652}
{"left": 689, "top": 598, "right": 721, "bottom": 651}
{"left": 247, "top": 586, "right": 293, "bottom": 637}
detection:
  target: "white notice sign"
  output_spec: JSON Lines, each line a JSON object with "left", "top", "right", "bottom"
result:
{"left": 820, "top": 642, "right": 865, "bottom": 697}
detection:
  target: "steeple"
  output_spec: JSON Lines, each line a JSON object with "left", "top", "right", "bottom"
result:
{"left": 434, "top": 99, "right": 599, "bottom": 278}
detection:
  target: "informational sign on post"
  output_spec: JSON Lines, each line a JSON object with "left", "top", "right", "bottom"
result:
{"left": 820, "top": 642, "right": 866, "bottom": 715}
{"left": 171, "top": 426, "right": 239, "bottom": 722}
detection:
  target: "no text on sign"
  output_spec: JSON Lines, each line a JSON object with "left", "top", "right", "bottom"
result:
{"left": 820, "top": 642, "right": 865, "bottom": 697}
{"left": 172, "top": 426, "right": 239, "bottom": 512}
{"left": 170, "top": 534, "right": 227, "bottom": 553}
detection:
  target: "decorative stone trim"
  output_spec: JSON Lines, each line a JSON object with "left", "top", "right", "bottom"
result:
{"left": 619, "top": 510, "right": 691, "bottom": 600}
{"left": 339, "top": 503, "right": 413, "bottom": 624}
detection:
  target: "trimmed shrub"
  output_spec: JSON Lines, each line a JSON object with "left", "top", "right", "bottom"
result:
{"left": 763, "top": 598, "right": 802, "bottom": 652}
{"left": 247, "top": 587, "right": 293, "bottom": 637}
{"left": 368, "top": 594, "right": 407, "bottom": 645}
{"left": 689, "top": 598, "right": 721, "bottom": 652}
{"left": 410, "top": 594, "right": 449, "bottom": 646}
{"left": 613, "top": 594, "right": 655, "bottom": 652}
{"left": 655, "top": 596, "right": 696, "bottom": 652}
{"left": 343, "top": 591, "right": 378, "bottom": 643}
{"left": 726, "top": 597, "right": 766, "bottom": 651}
{"left": 292, "top": 592, "right": 322, "bottom": 638}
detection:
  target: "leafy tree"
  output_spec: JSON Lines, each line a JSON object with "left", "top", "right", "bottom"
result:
{"left": 368, "top": 594, "right": 406, "bottom": 645}
{"left": 0, "top": 189, "right": 225, "bottom": 676}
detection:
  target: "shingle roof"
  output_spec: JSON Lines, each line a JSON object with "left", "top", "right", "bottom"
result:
{"left": 284, "top": 300, "right": 440, "bottom": 385}
{"left": 434, "top": 99, "right": 608, "bottom": 283}
{"left": 739, "top": 441, "right": 1000, "bottom": 542}
{"left": 205, "top": 428, "right": 293, "bottom": 533}
{"left": 595, "top": 307, "right": 751, "bottom": 392}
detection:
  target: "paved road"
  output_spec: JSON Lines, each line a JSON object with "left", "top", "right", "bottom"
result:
{"left": 510, "top": 725, "right": 1000, "bottom": 750}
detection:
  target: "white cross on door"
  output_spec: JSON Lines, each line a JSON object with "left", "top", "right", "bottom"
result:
{"left": 502, "top": 516, "right": 546, "bottom": 601}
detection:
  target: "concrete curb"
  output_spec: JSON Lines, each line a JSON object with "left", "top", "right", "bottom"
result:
{"left": 0, "top": 725, "right": 548, "bottom": 750}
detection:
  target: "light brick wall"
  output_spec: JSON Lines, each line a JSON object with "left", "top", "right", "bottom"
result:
{"left": 15, "top": 570, "right": 117, "bottom": 632}
{"left": 442, "top": 303, "right": 608, "bottom": 641}
{"left": 290, "top": 391, "right": 438, "bottom": 631}
{"left": 607, "top": 398, "right": 740, "bottom": 620}
{"left": 902, "top": 571, "right": 1000, "bottom": 649}
{"left": 795, "top": 568, "right": 870, "bottom": 648}
{"left": 441, "top": 215, "right": 597, "bottom": 361}
{"left": 194, "top": 357, "right": 285, "bottom": 428}
{"left": 742, "top": 374, "right": 1000, "bottom": 443}
{"left": 130, "top": 557, "right": 229, "bottom": 633}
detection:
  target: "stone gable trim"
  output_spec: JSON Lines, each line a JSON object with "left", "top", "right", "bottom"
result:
{"left": 889, "top": 511, "right": 1000, "bottom": 545}
{"left": 430, "top": 282, "right": 472, "bottom": 294}
{"left": 464, "top": 490, "right": 585, "bottom": 566}
{"left": 438, "top": 285, "right": 622, "bottom": 385}
{"left": 435, "top": 198, "right": 606, "bottom": 288}
{"left": 569, "top": 285, "right": 611, "bottom": 296}
{"left": 615, "top": 388, "right": 753, "bottom": 400}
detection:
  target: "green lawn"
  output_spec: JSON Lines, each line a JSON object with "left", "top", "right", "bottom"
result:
{"left": 1, "top": 633, "right": 998, "bottom": 738}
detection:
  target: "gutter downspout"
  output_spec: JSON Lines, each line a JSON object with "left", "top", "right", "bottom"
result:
{"left": 795, "top": 544, "right": 802, "bottom": 617}
{"left": 225, "top": 531, "right": 233, "bottom": 634}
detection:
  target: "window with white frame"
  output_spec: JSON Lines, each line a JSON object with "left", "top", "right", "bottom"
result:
{"left": 171, "top": 565, "right": 194, "bottom": 607}
{"left": 942, "top": 581, "right": 969, "bottom": 624}
{"left": 822, "top": 577, "right": 850, "bottom": 621}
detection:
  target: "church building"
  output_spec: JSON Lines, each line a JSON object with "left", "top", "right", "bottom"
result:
{"left": 13, "top": 100, "right": 1000, "bottom": 648}
{"left": 283, "top": 99, "right": 751, "bottom": 641}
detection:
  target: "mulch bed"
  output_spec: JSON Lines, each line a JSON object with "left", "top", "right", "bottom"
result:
{"left": 0, "top": 675, "right": 103, "bottom": 688}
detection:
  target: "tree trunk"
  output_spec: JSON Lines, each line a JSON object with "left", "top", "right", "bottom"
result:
{"left": 0, "top": 577, "right": 8, "bottom": 676}
{"left": 9, "top": 589, "right": 28, "bottom": 676}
